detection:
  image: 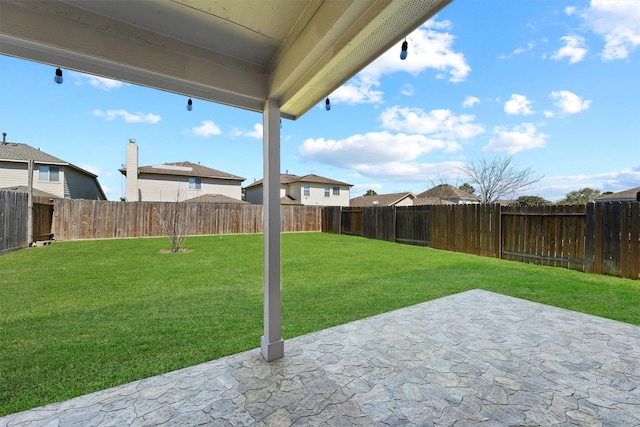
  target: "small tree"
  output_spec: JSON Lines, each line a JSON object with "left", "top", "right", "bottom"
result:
{"left": 459, "top": 155, "right": 542, "bottom": 203}
{"left": 557, "top": 188, "right": 601, "bottom": 205}
{"left": 364, "top": 189, "right": 378, "bottom": 196}
{"left": 513, "top": 195, "right": 551, "bottom": 207}
{"left": 157, "top": 190, "right": 192, "bottom": 252}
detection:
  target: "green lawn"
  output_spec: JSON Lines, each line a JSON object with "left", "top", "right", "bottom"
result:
{"left": 1, "top": 232, "right": 638, "bottom": 416}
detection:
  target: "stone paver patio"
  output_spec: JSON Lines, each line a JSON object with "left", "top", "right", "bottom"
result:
{"left": 2, "top": 289, "right": 639, "bottom": 426}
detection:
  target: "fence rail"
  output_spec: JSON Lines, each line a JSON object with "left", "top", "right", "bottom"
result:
{"left": 325, "top": 202, "right": 640, "bottom": 280}
{"left": 51, "top": 199, "right": 322, "bottom": 241}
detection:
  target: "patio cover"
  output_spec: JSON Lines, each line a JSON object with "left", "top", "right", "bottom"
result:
{"left": 0, "top": 0, "right": 453, "bottom": 360}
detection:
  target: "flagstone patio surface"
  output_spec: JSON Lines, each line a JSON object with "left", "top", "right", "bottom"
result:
{"left": 2, "top": 289, "right": 639, "bottom": 426}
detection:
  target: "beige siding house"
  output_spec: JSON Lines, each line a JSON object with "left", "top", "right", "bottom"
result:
{"left": 245, "top": 173, "right": 351, "bottom": 206}
{"left": 120, "top": 141, "right": 244, "bottom": 202}
{"left": 0, "top": 141, "right": 106, "bottom": 200}
{"left": 350, "top": 192, "right": 415, "bottom": 207}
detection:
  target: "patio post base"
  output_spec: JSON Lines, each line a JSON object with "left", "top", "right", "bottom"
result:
{"left": 260, "top": 336, "right": 284, "bottom": 361}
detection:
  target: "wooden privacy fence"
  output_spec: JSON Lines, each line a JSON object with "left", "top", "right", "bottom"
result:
{"left": 1, "top": 191, "right": 28, "bottom": 254}
{"left": 52, "top": 199, "right": 322, "bottom": 241}
{"left": 0, "top": 191, "right": 54, "bottom": 254}
{"left": 324, "top": 202, "right": 640, "bottom": 280}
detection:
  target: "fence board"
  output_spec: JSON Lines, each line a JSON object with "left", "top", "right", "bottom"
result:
{"left": 51, "top": 200, "right": 321, "bottom": 241}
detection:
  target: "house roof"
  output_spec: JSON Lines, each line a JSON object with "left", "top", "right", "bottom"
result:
{"left": 350, "top": 192, "right": 415, "bottom": 207}
{"left": 595, "top": 187, "right": 640, "bottom": 202}
{"left": 280, "top": 195, "right": 302, "bottom": 205}
{"left": 412, "top": 197, "right": 455, "bottom": 206}
{"left": 0, "top": 185, "right": 59, "bottom": 199}
{"left": 185, "top": 194, "right": 247, "bottom": 204}
{"left": 416, "top": 184, "right": 480, "bottom": 201}
{"left": 245, "top": 173, "right": 351, "bottom": 189}
{"left": 0, "top": 0, "right": 452, "bottom": 120}
{"left": 1, "top": 142, "right": 70, "bottom": 165}
{"left": 120, "top": 161, "right": 244, "bottom": 182}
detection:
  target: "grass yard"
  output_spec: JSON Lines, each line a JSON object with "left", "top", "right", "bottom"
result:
{"left": 1, "top": 232, "right": 639, "bottom": 416}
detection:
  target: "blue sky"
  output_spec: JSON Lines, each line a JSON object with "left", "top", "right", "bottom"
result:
{"left": 1, "top": 0, "right": 638, "bottom": 201}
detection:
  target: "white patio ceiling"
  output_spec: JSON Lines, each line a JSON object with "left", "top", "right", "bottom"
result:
{"left": 0, "top": 0, "right": 452, "bottom": 119}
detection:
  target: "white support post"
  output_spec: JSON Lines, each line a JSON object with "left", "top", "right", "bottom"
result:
{"left": 261, "top": 98, "right": 284, "bottom": 361}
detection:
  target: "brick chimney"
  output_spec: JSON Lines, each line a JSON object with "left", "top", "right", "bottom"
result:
{"left": 126, "top": 139, "right": 139, "bottom": 201}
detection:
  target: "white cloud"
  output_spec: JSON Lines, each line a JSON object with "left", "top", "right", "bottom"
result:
{"left": 551, "top": 35, "right": 588, "bottom": 64}
{"left": 483, "top": 123, "right": 549, "bottom": 154}
{"left": 504, "top": 94, "right": 534, "bottom": 115}
{"left": 379, "top": 106, "right": 484, "bottom": 141}
{"left": 462, "top": 96, "right": 480, "bottom": 108}
{"left": 400, "top": 84, "right": 414, "bottom": 96}
{"left": 354, "top": 161, "right": 466, "bottom": 182}
{"left": 79, "top": 164, "right": 112, "bottom": 177}
{"left": 299, "top": 131, "right": 453, "bottom": 168}
{"left": 565, "top": 6, "right": 577, "bottom": 16}
{"left": 550, "top": 90, "right": 591, "bottom": 114}
{"left": 330, "top": 77, "right": 383, "bottom": 105}
{"left": 93, "top": 109, "right": 161, "bottom": 124}
{"left": 71, "top": 71, "right": 124, "bottom": 90}
{"left": 331, "top": 19, "right": 469, "bottom": 105}
{"left": 583, "top": 0, "right": 640, "bottom": 60}
{"left": 189, "top": 120, "right": 222, "bottom": 137}
{"left": 514, "top": 41, "right": 536, "bottom": 55}
{"left": 543, "top": 110, "right": 555, "bottom": 118}
{"left": 232, "top": 123, "right": 263, "bottom": 139}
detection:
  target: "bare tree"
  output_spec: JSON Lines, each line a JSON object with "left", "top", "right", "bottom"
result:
{"left": 157, "top": 189, "right": 192, "bottom": 252}
{"left": 459, "top": 156, "right": 542, "bottom": 203}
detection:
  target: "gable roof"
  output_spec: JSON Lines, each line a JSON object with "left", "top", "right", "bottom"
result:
{"left": 245, "top": 173, "right": 351, "bottom": 189}
{"left": 350, "top": 192, "right": 415, "bottom": 207}
{"left": 120, "top": 161, "right": 244, "bottom": 182}
{"left": 416, "top": 184, "right": 480, "bottom": 201}
{"left": 280, "top": 195, "right": 302, "bottom": 205}
{"left": 595, "top": 187, "right": 640, "bottom": 202}
{"left": 185, "top": 194, "right": 247, "bottom": 204}
{"left": 1, "top": 142, "right": 72, "bottom": 165}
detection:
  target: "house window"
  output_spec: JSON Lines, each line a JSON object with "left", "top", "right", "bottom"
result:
{"left": 324, "top": 186, "right": 330, "bottom": 197}
{"left": 333, "top": 186, "right": 340, "bottom": 196}
{"left": 303, "top": 184, "right": 310, "bottom": 196}
{"left": 189, "top": 177, "right": 201, "bottom": 189}
{"left": 38, "top": 166, "right": 59, "bottom": 182}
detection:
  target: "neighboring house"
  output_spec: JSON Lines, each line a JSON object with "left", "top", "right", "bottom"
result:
{"left": 120, "top": 141, "right": 244, "bottom": 202}
{"left": 244, "top": 173, "right": 351, "bottom": 206}
{"left": 0, "top": 141, "right": 106, "bottom": 200}
{"left": 594, "top": 187, "right": 640, "bottom": 202}
{"left": 350, "top": 192, "right": 415, "bottom": 207}
{"left": 416, "top": 184, "right": 480, "bottom": 205}
{"left": 186, "top": 194, "right": 248, "bottom": 204}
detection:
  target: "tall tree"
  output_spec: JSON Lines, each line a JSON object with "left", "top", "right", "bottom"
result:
{"left": 459, "top": 183, "right": 475, "bottom": 194}
{"left": 363, "top": 189, "right": 378, "bottom": 196}
{"left": 557, "top": 188, "right": 601, "bottom": 205}
{"left": 459, "top": 156, "right": 542, "bottom": 203}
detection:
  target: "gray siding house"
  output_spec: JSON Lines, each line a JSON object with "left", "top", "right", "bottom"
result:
{"left": 0, "top": 141, "right": 106, "bottom": 200}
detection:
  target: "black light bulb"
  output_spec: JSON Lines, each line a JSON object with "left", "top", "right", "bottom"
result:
{"left": 187, "top": 98, "right": 193, "bottom": 111}
{"left": 54, "top": 68, "right": 63, "bottom": 84}
{"left": 325, "top": 98, "right": 331, "bottom": 111}
{"left": 400, "top": 40, "right": 408, "bottom": 60}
